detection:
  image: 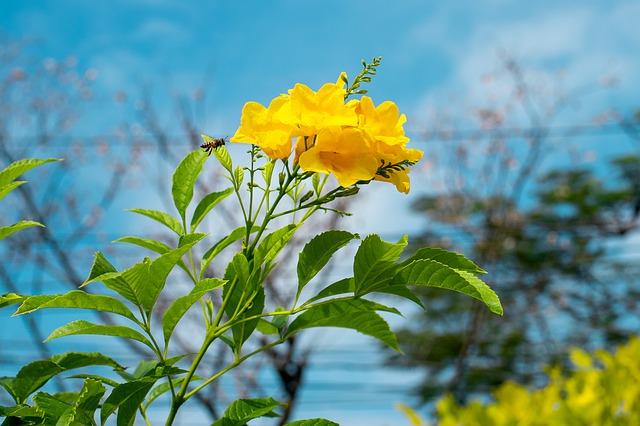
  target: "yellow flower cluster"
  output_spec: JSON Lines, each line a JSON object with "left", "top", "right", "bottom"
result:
{"left": 231, "top": 74, "right": 423, "bottom": 193}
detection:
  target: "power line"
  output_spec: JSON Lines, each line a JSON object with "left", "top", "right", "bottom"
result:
{"left": 420, "top": 123, "right": 637, "bottom": 142}
{"left": 0, "top": 123, "right": 638, "bottom": 147}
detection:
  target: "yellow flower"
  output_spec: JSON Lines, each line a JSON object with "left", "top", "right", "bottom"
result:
{"left": 230, "top": 96, "right": 300, "bottom": 160}
{"left": 351, "top": 96, "right": 421, "bottom": 193}
{"left": 278, "top": 77, "right": 358, "bottom": 135}
{"left": 372, "top": 141, "right": 423, "bottom": 194}
{"left": 297, "top": 126, "right": 379, "bottom": 187}
{"left": 355, "top": 96, "right": 410, "bottom": 147}
{"left": 230, "top": 73, "right": 423, "bottom": 193}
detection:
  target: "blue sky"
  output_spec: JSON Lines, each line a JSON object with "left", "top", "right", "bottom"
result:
{"left": 1, "top": 1, "right": 639, "bottom": 425}
{"left": 4, "top": 0, "right": 638, "bottom": 134}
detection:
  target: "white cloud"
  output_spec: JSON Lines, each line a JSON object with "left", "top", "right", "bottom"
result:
{"left": 412, "top": 2, "right": 640, "bottom": 114}
{"left": 132, "top": 18, "right": 188, "bottom": 44}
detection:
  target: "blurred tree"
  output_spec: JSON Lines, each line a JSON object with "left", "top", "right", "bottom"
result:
{"left": 0, "top": 35, "right": 144, "bottom": 373}
{"left": 389, "top": 55, "right": 640, "bottom": 407}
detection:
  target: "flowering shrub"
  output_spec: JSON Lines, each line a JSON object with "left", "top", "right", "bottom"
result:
{"left": 0, "top": 59, "right": 501, "bottom": 425}
{"left": 397, "top": 337, "right": 640, "bottom": 426}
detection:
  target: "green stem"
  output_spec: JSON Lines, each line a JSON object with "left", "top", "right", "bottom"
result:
{"left": 185, "top": 338, "right": 284, "bottom": 400}
{"left": 270, "top": 185, "right": 344, "bottom": 220}
{"left": 247, "top": 150, "right": 257, "bottom": 227}
{"left": 166, "top": 153, "right": 334, "bottom": 423}
{"left": 139, "top": 405, "right": 152, "bottom": 426}
{"left": 164, "top": 329, "right": 218, "bottom": 426}
{"left": 213, "top": 277, "right": 238, "bottom": 328}
{"left": 181, "top": 298, "right": 340, "bottom": 403}
{"left": 245, "top": 170, "right": 298, "bottom": 259}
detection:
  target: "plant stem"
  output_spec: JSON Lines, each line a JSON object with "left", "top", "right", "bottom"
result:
{"left": 185, "top": 339, "right": 284, "bottom": 400}
{"left": 164, "top": 329, "right": 218, "bottom": 426}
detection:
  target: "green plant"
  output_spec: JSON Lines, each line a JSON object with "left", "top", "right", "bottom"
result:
{"left": 0, "top": 59, "right": 501, "bottom": 426}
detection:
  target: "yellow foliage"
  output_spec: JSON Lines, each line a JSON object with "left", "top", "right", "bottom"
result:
{"left": 430, "top": 336, "right": 640, "bottom": 425}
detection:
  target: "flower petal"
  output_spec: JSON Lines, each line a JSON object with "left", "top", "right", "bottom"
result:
{"left": 298, "top": 127, "right": 379, "bottom": 187}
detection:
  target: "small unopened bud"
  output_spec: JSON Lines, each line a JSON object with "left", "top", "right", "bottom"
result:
{"left": 278, "top": 172, "right": 286, "bottom": 187}
{"left": 336, "top": 186, "right": 360, "bottom": 198}
{"left": 299, "top": 190, "right": 314, "bottom": 205}
{"left": 205, "top": 299, "right": 215, "bottom": 320}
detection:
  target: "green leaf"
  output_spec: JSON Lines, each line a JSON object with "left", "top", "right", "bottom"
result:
{"left": 172, "top": 149, "right": 209, "bottom": 223}
{"left": 285, "top": 299, "right": 401, "bottom": 352}
{"left": 50, "top": 392, "right": 81, "bottom": 404}
{"left": 376, "top": 285, "right": 425, "bottom": 309}
{"left": 66, "top": 374, "right": 120, "bottom": 388}
{"left": 202, "top": 135, "right": 233, "bottom": 173}
{"left": 45, "top": 320, "right": 154, "bottom": 350}
{"left": 284, "top": 420, "right": 340, "bottom": 426}
{"left": 256, "top": 318, "right": 279, "bottom": 335}
{"left": 164, "top": 353, "right": 192, "bottom": 366}
{"left": 210, "top": 418, "right": 236, "bottom": 426}
{"left": 223, "top": 254, "right": 265, "bottom": 352}
{"left": 0, "top": 181, "right": 25, "bottom": 203}
{"left": 0, "top": 378, "right": 18, "bottom": 405}
{"left": 0, "top": 360, "right": 64, "bottom": 404}
{"left": 297, "top": 230, "right": 357, "bottom": 295}
{"left": 201, "top": 226, "right": 258, "bottom": 279}
{"left": 0, "top": 353, "right": 122, "bottom": 406}
{"left": 0, "top": 158, "right": 61, "bottom": 188}
{"left": 392, "top": 259, "right": 503, "bottom": 315}
{"left": 222, "top": 397, "right": 286, "bottom": 423}
{"left": 0, "top": 293, "right": 24, "bottom": 309}
{"left": 271, "top": 307, "right": 289, "bottom": 331}
{"left": 84, "top": 234, "right": 205, "bottom": 314}
{"left": 225, "top": 252, "right": 251, "bottom": 290}
{"left": 126, "top": 208, "right": 183, "bottom": 236}
{"left": 255, "top": 309, "right": 289, "bottom": 336}
{"left": 253, "top": 224, "right": 298, "bottom": 269}
{"left": 262, "top": 160, "right": 275, "bottom": 185}
{"left": 82, "top": 251, "right": 124, "bottom": 288}
{"left": 302, "top": 277, "right": 354, "bottom": 306}
{"left": 234, "top": 165, "right": 244, "bottom": 187}
{"left": 117, "top": 359, "right": 186, "bottom": 382}
{"left": 0, "top": 404, "right": 44, "bottom": 423}
{"left": 231, "top": 286, "right": 264, "bottom": 354}
{"left": 83, "top": 259, "right": 148, "bottom": 307}
{"left": 32, "top": 391, "right": 72, "bottom": 422}
{"left": 113, "top": 236, "right": 171, "bottom": 255}
{"left": 14, "top": 291, "right": 139, "bottom": 324}
{"left": 49, "top": 352, "right": 124, "bottom": 371}
{"left": 400, "top": 247, "right": 486, "bottom": 274}
{"left": 353, "top": 234, "right": 407, "bottom": 296}
{"left": 101, "top": 378, "right": 156, "bottom": 426}
{"left": 113, "top": 236, "right": 190, "bottom": 275}
{"left": 143, "top": 377, "right": 198, "bottom": 411}
{"left": 190, "top": 187, "right": 234, "bottom": 232}
{"left": 0, "top": 220, "right": 44, "bottom": 241}
{"left": 140, "top": 232, "right": 206, "bottom": 314}
{"left": 162, "top": 277, "right": 225, "bottom": 344}
{"left": 54, "top": 378, "right": 105, "bottom": 426}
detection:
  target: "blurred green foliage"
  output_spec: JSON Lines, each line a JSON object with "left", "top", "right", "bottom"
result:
{"left": 390, "top": 153, "right": 640, "bottom": 402}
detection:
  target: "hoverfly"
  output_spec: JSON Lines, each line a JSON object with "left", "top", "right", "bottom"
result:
{"left": 200, "top": 136, "right": 226, "bottom": 156}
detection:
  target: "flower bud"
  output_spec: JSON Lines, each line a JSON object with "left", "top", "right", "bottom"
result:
{"left": 299, "top": 190, "right": 314, "bottom": 205}
{"left": 336, "top": 186, "right": 360, "bottom": 198}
